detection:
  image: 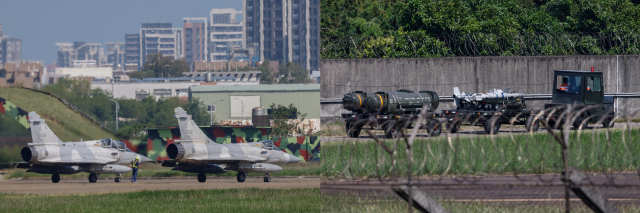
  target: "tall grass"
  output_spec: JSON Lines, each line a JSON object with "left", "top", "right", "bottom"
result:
{"left": 0, "top": 188, "right": 321, "bottom": 213}
{"left": 322, "top": 128, "right": 640, "bottom": 180}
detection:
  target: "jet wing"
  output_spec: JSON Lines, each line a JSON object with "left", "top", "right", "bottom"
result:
{"left": 34, "top": 158, "right": 116, "bottom": 166}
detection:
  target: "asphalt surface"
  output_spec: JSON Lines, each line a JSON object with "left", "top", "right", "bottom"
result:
{"left": 322, "top": 173, "right": 640, "bottom": 204}
{"left": 0, "top": 177, "right": 320, "bottom": 195}
{"left": 322, "top": 123, "right": 640, "bottom": 142}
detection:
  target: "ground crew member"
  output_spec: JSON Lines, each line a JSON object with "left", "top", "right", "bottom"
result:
{"left": 559, "top": 77, "right": 569, "bottom": 91}
{"left": 129, "top": 156, "right": 140, "bottom": 183}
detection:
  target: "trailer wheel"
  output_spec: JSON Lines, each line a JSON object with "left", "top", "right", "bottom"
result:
{"left": 603, "top": 116, "right": 615, "bottom": 128}
{"left": 346, "top": 122, "right": 361, "bottom": 138}
{"left": 384, "top": 121, "right": 399, "bottom": 139}
{"left": 427, "top": 120, "right": 442, "bottom": 137}
{"left": 525, "top": 115, "right": 539, "bottom": 133}
{"left": 572, "top": 113, "right": 589, "bottom": 130}
{"left": 446, "top": 120, "right": 461, "bottom": 133}
{"left": 484, "top": 117, "right": 501, "bottom": 135}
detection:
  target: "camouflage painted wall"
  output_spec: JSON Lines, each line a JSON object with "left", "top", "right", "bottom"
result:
{"left": 0, "top": 97, "right": 29, "bottom": 129}
{"left": 139, "top": 125, "right": 321, "bottom": 162}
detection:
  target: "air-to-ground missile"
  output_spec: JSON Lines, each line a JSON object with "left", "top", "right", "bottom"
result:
{"left": 453, "top": 87, "right": 525, "bottom": 110}
{"left": 342, "top": 89, "right": 439, "bottom": 114}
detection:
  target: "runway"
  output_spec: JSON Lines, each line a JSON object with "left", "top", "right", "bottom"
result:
{"left": 0, "top": 177, "right": 320, "bottom": 195}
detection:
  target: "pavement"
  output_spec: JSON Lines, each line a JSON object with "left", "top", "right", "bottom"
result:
{"left": 0, "top": 177, "right": 320, "bottom": 195}
{"left": 321, "top": 173, "right": 640, "bottom": 204}
{"left": 322, "top": 123, "right": 640, "bottom": 142}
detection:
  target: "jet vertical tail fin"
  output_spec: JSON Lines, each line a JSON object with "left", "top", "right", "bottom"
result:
{"left": 28, "top": 112, "right": 62, "bottom": 144}
{"left": 174, "top": 107, "right": 210, "bottom": 142}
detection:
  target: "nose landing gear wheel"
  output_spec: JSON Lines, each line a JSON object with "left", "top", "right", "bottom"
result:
{"left": 198, "top": 172, "right": 206, "bottom": 183}
{"left": 263, "top": 174, "right": 271, "bottom": 182}
{"left": 51, "top": 173, "right": 60, "bottom": 183}
{"left": 115, "top": 174, "right": 121, "bottom": 182}
{"left": 237, "top": 172, "right": 246, "bottom": 182}
{"left": 88, "top": 173, "right": 98, "bottom": 183}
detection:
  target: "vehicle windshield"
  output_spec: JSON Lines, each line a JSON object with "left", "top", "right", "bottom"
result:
{"left": 555, "top": 75, "right": 581, "bottom": 94}
{"left": 100, "top": 138, "right": 112, "bottom": 148}
{"left": 261, "top": 140, "right": 280, "bottom": 151}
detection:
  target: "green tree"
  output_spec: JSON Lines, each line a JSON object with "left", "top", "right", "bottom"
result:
{"left": 269, "top": 103, "right": 308, "bottom": 137}
{"left": 129, "top": 53, "right": 190, "bottom": 79}
{"left": 259, "top": 60, "right": 277, "bottom": 84}
{"left": 278, "top": 62, "right": 310, "bottom": 84}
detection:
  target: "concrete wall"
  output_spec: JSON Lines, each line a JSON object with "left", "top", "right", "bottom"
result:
{"left": 56, "top": 67, "right": 113, "bottom": 79}
{"left": 321, "top": 56, "right": 640, "bottom": 119}
{"left": 92, "top": 82, "right": 199, "bottom": 99}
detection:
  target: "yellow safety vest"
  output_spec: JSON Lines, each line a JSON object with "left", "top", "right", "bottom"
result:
{"left": 132, "top": 159, "right": 139, "bottom": 168}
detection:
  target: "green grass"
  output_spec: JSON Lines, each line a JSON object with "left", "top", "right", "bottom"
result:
{"left": 0, "top": 188, "right": 321, "bottom": 212}
{"left": 0, "top": 87, "right": 115, "bottom": 142}
{"left": 322, "top": 128, "right": 640, "bottom": 180}
{"left": 322, "top": 193, "right": 640, "bottom": 212}
{"left": 4, "top": 162, "right": 322, "bottom": 180}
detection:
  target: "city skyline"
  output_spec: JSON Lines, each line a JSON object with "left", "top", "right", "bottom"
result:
{"left": 0, "top": 0, "right": 243, "bottom": 65}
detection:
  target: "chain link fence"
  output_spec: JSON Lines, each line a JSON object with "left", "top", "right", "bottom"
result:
{"left": 322, "top": 32, "right": 640, "bottom": 59}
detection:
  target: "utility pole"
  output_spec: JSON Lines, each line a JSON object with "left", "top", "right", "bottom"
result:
{"left": 109, "top": 99, "right": 119, "bottom": 131}
{"left": 234, "top": 98, "right": 245, "bottom": 123}
{"left": 209, "top": 99, "right": 224, "bottom": 126}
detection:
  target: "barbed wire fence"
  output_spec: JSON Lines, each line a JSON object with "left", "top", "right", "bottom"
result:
{"left": 322, "top": 105, "right": 640, "bottom": 212}
{"left": 321, "top": 32, "right": 640, "bottom": 59}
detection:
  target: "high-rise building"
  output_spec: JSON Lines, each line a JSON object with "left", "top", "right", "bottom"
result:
{"left": 183, "top": 18, "right": 207, "bottom": 63}
{"left": 0, "top": 24, "right": 23, "bottom": 64}
{"left": 55, "top": 42, "right": 100, "bottom": 67}
{"left": 105, "top": 42, "right": 125, "bottom": 70}
{"left": 243, "top": 0, "right": 320, "bottom": 71}
{"left": 139, "top": 23, "right": 183, "bottom": 67}
{"left": 209, "top": 9, "right": 244, "bottom": 62}
{"left": 124, "top": 34, "right": 140, "bottom": 70}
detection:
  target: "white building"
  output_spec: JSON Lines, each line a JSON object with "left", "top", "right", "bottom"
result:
{"left": 55, "top": 60, "right": 113, "bottom": 79}
{"left": 209, "top": 9, "right": 244, "bottom": 61}
{"left": 140, "top": 23, "right": 183, "bottom": 65}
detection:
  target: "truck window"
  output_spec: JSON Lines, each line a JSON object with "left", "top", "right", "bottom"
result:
{"left": 587, "top": 76, "right": 602, "bottom": 92}
{"left": 555, "top": 75, "right": 581, "bottom": 94}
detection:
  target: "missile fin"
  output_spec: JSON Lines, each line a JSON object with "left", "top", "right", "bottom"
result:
{"left": 503, "top": 87, "right": 510, "bottom": 93}
{"left": 453, "top": 87, "right": 461, "bottom": 96}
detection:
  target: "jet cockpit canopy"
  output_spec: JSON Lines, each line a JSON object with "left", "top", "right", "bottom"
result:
{"left": 100, "top": 138, "right": 113, "bottom": 148}
{"left": 261, "top": 140, "right": 280, "bottom": 151}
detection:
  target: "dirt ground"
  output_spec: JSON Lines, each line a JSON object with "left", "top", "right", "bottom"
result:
{"left": 0, "top": 177, "right": 320, "bottom": 195}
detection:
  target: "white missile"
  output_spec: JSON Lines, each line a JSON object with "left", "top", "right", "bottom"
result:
{"left": 453, "top": 87, "right": 523, "bottom": 104}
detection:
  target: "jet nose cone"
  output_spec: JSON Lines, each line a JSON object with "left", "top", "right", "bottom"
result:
{"left": 288, "top": 154, "right": 302, "bottom": 163}
{"left": 139, "top": 155, "right": 153, "bottom": 163}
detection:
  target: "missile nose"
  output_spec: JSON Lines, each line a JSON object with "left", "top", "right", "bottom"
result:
{"left": 288, "top": 154, "right": 302, "bottom": 163}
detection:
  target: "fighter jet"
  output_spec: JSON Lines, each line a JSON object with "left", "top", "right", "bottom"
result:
{"left": 18, "top": 111, "right": 152, "bottom": 183}
{"left": 164, "top": 107, "right": 302, "bottom": 183}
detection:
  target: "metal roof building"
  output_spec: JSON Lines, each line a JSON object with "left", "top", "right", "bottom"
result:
{"left": 189, "top": 84, "right": 320, "bottom": 121}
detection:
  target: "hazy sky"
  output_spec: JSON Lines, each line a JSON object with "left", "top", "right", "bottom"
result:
{"left": 0, "top": 0, "right": 243, "bottom": 65}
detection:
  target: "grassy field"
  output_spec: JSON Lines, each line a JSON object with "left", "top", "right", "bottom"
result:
{"left": 3, "top": 162, "right": 322, "bottom": 180}
{"left": 322, "top": 128, "right": 640, "bottom": 180}
{"left": 322, "top": 193, "right": 640, "bottom": 213}
{"left": 0, "top": 188, "right": 321, "bottom": 213}
{"left": 0, "top": 87, "right": 115, "bottom": 142}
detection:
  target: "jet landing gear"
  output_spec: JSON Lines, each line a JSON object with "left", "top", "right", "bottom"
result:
{"left": 51, "top": 173, "right": 60, "bottom": 183}
{"left": 263, "top": 174, "right": 271, "bottom": 182}
{"left": 237, "top": 172, "right": 246, "bottom": 182}
{"left": 198, "top": 172, "right": 206, "bottom": 183}
{"left": 88, "top": 173, "right": 98, "bottom": 183}
{"left": 114, "top": 174, "right": 122, "bottom": 183}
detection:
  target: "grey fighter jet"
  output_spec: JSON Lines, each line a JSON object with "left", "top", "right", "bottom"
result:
{"left": 18, "top": 111, "right": 152, "bottom": 183}
{"left": 164, "top": 107, "right": 302, "bottom": 183}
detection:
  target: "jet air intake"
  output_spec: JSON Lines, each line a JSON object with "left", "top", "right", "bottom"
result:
{"left": 21, "top": 147, "right": 38, "bottom": 163}
{"left": 167, "top": 144, "right": 185, "bottom": 160}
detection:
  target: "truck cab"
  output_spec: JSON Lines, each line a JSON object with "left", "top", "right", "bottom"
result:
{"left": 544, "top": 70, "right": 615, "bottom": 128}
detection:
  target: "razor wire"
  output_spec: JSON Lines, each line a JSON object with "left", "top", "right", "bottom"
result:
{"left": 321, "top": 105, "right": 640, "bottom": 212}
{"left": 321, "top": 32, "right": 640, "bottom": 59}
